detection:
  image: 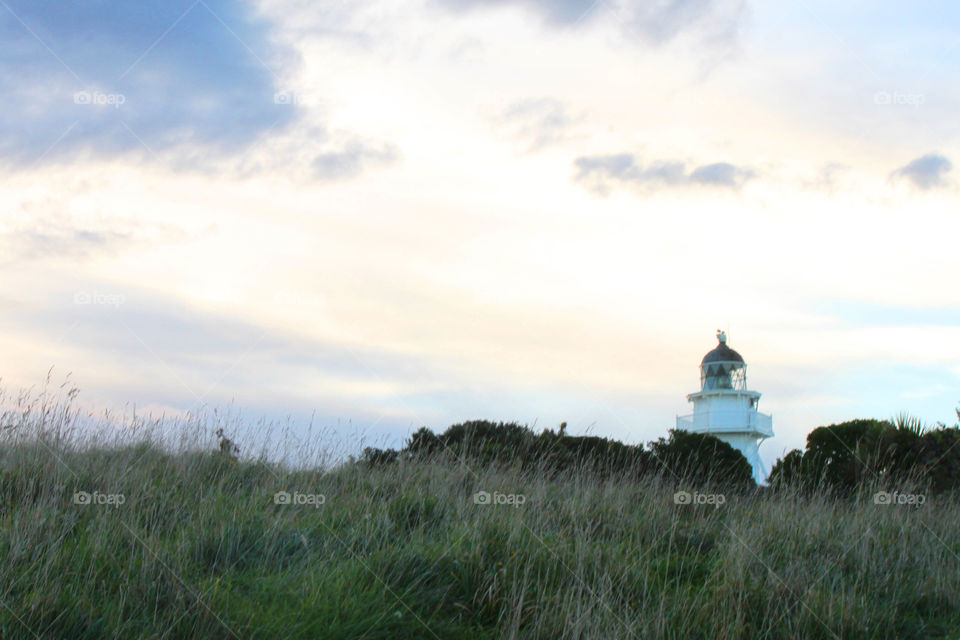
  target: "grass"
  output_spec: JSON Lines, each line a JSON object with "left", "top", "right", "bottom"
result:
{"left": 2, "top": 386, "right": 960, "bottom": 639}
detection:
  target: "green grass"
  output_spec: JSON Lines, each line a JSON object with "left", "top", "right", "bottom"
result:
{"left": 2, "top": 390, "right": 960, "bottom": 638}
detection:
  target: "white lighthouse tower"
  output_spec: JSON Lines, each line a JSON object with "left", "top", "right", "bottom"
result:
{"left": 676, "top": 331, "right": 773, "bottom": 483}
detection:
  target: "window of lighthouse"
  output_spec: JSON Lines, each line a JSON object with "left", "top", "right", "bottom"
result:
{"left": 701, "top": 362, "right": 747, "bottom": 391}
{"left": 703, "top": 364, "right": 733, "bottom": 389}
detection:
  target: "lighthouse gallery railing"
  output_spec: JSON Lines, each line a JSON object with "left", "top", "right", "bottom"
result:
{"left": 675, "top": 411, "right": 773, "bottom": 438}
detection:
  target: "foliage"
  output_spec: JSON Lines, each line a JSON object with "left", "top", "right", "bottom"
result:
{"left": 4, "top": 436, "right": 960, "bottom": 639}
{"left": 802, "top": 419, "right": 892, "bottom": 493}
{"left": 6, "top": 384, "right": 960, "bottom": 637}
{"left": 359, "top": 446, "right": 399, "bottom": 467}
{"left": 402, "top": 421, "right": 760, "bottom": 490}
{"left": 769, "top": 414, "right": 960, "bottom": 494}
{"left": 648, "top": 428, "right": 755, "bottom": 489}
{"left": 404, "top": 419, "right": 657, "bottom": 479}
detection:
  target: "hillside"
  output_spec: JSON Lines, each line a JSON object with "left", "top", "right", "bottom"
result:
{"left": 2, "top": 430, "right": 959, "bottom": 639}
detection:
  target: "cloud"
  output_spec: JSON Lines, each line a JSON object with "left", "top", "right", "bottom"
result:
{"left": 3, "top": 228, "right": 132, "bottom": 263}
{"left": 803, "top": 162, "right": 849, "bottom": 192}
{"left": 891, "top": 153, "right": 953, "bottom": 190}
{"left": 312, "top": 140, "right": 402, "bottom": 181}
{"left": 0, "top": 207, "right": 188, "bottom": 265}
{"left": 622, "top": 0, "right": 746, "bottom": 47}
{"left": 688, "top": 162, "right": 755, "bottom": 186}
{"left": 0, "top": 0, "right": 299, "bottom": 165}
{"left": 436, "top": 0, "right": 746, "bottom": 48}
{"left": 11, "top": 282, "right": 464, "bottom": 419}
{"left": 496, "top": 98, "right": 582, "bottom": 151}
{"left": 436, "top": 0, "right": 598, "bottom": 25}
{"left": 574, "top": 153, "right": 754, "bottom": 194}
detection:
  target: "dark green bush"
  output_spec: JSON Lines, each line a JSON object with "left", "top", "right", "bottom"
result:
{"left": 434, "top": 420, "right": 654, "bottom": 477}
{"left": 649, "top": 429, "right": 754, "bottom": 489}
{"left": 359, "top": 446, "right": 399, "bottom": 467}
{"left": 769, "top": 415, "right": 960, "bottom": 495}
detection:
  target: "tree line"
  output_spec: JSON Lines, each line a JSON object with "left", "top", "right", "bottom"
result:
{"left": 769, "top": 412, "right": 960, "bottom": 495}
{"left": 360, "top": 420, "right": 754, "bottom": 489}
{"left": 359, "top": 410, "right": 960, "bottom": 494}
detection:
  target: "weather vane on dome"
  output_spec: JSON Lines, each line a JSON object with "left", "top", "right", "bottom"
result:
{"left": 717, "top": 329, "right": 727, "bottom": 344}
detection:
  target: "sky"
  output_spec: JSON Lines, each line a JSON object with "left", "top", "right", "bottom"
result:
{"left": 1, "top": 0, "right": 959, "bottom": 469}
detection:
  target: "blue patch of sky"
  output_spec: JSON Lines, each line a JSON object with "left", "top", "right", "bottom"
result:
{"left": 0, "top": 0, "right": 299, "bottom": 164}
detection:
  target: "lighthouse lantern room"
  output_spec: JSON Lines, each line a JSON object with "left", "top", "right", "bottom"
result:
{"left": 677, "top": 331, "right": 773, "bottom": 483}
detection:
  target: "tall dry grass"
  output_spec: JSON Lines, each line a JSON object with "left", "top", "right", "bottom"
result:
{"left": 1, "top": 382, "right": 958, "bottom": 639}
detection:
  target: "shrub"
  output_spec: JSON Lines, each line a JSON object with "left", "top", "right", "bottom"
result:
{"left": 648, "top": 429, "right": 754, "bottom": 489}
{"left": 769, "top": 414, "right": 960, "bottom": 495}
{"left": 360, "top": 447, "right": 399, "bottom": 467}
{"left": 402, "top": 420, "right": 654, "bottom": 478}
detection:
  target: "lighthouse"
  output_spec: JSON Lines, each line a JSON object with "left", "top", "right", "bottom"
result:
{"left": 676, "top": 331, "right": 773, "bottom": 483}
